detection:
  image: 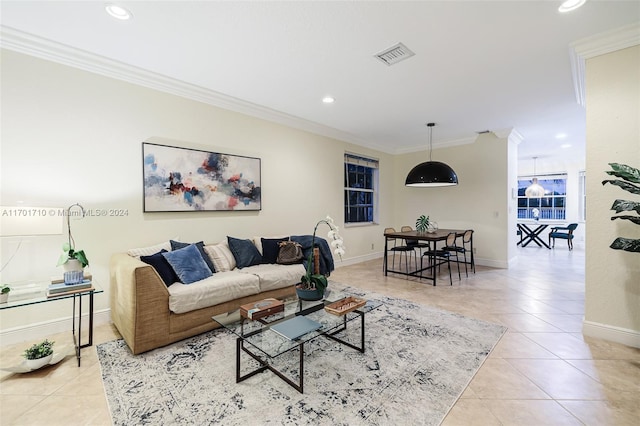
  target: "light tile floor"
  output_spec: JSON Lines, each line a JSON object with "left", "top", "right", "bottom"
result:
{"left": 1, "top": 246, "right": 639, "bottom": 425}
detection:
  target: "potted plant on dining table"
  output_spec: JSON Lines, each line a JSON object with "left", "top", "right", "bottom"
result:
{"left": 416, "top": 214, "right": 438, "bottom": 233}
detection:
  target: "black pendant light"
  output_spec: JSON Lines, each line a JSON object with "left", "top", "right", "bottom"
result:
{"left": 405, "top": 122, "right": 458, "bottom": 187}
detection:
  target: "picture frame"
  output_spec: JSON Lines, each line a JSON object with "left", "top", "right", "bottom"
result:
{"left": 142, "top": 142, "right": 261, "bottom": 212}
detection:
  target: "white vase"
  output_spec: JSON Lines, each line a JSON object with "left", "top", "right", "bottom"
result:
{"left": 63, "top": 260, "right": 84, "bottom": 284}
{"left": 63, "top": 259, "right": 83, "bottom": 272}
{"left": 25, "top": 354, "right": 53, "bottom": 370}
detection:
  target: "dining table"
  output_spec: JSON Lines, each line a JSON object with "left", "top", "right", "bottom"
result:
{"left": 383, "top": 229, "right": 467, "bottom": 286}
{"left": 517, "top": 222, "right": 551, "bottom": 249}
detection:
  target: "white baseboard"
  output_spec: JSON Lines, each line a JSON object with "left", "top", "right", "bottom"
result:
{"left": 337, "top": 252, "right": 382, "bottom": 267}
{"left": 583, "top": 320, "right": 640, "bottom": 348}
{"left": 476, "top": 257, "right": 508, "bottom": 269}
{"left": 0, "top": 309, "right": 112, "bottom": 347}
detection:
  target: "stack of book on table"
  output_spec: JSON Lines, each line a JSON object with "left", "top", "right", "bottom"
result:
{"left": 47, "top": 279, "right": 93, "bottom": 298}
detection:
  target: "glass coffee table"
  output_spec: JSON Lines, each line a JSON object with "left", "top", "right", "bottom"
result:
{"left": 212, "top": 290, "right": 382, "bottom": 393}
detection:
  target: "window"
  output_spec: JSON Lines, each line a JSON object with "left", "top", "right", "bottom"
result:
{"left": 517, "top": 173, "right": 567, "bottom": 220}
{"left": 344, "top": 153, "right": 378, "bottom": 224}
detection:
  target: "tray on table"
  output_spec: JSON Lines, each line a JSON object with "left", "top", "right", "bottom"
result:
{"left": 324, "top": 296, "right": 367, "bottom": 316}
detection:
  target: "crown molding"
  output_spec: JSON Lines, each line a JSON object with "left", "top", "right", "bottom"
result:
{"left": 569, "top": 23, "right": 640, "bottom": 107}
{"left": 493, "top": 128, "right": 524, "bottom": 145}
{"left": 0, "top": 26, "right": 394, "bottom": 154}
{"left": 395, "top": 135, "right": 477, "bottom": 155}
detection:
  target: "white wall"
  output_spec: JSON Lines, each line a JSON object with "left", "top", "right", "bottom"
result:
{"left": 584, "top": 45, "right": 640, "bottom": 346}
{"left": 0, "top": 49, "right": 393, "bottom": 333}
{"left": 394, "top": 132, "right": 511, "bottom": 268}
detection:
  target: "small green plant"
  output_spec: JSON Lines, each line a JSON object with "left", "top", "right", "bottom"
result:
{"left": 23, "top": 339, "right": 54, "bottom": 360}
{"left": 415, "top": 215, "right": 431, "bottom": 233}
{"left": 1, "top": 285, "right": 10, "bottom": 294}
{"left": 56, "top": 242, "right": 89, "bottom": 268}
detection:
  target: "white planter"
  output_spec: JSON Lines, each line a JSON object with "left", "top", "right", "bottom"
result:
{"left": 0, "top": 293, "right": 8, "bottom": 304}
{"left": 63, "top": 259, "right": 83, "bottom": 272}
{"left": 63, "top": 259, "right": 84, "bottom": 284}
{"left": 25, "top": 354, "right": 53, "bottom": 370}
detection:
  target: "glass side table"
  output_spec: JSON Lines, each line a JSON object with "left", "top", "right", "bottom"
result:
{"left": 0, "top": 281, "right": 103, "bottom": 367}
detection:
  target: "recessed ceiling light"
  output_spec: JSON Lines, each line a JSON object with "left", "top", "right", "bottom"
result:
{"left": 558, "top": 0, "right": 587, "bottom": 13}
{"left": 105, "top": 3, "right": 133, "bottom": 20}
{"left": 555, "top": 133, "right": 568, "bottom": 139}
{"left": 322, "top": 96, "right": 335, "bottom": 104}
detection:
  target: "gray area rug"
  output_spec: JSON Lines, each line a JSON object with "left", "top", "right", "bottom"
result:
{"left": 97, "top": 287, "right": 506, "bottom": 425}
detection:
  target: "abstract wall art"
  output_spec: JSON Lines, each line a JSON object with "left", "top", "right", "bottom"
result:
{"left": 142, "top": 143, "right": 261, "bottom": 212}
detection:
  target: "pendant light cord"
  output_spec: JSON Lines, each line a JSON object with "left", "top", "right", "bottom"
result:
{"left": 427, "top": 122, "right": 435, "bottom": 162}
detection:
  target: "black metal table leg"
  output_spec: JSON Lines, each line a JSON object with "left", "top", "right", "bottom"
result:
{"left": 236, "top": 338, "right": 306, "bottom": 393}
{"left": 72, "top": 289, "right": 95, "bottom": 367}
{"left": 234, "top": 309, "right": 370, "bottom": 393}
{"left": 323, "top": 310, "right": 366, "bottom": 352}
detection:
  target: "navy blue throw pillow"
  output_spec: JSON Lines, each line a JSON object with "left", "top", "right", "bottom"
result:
{"left": 227, "top": 236, "right": 262, "bottom": 269}
{"left": 140, "top": 249, "right": 179, "bottom": 287}
{"left": 261, "top": 237, "right": 289, "bottom": 264}
{"left": 170, "top": 240, "right": 215, "bottom": 273}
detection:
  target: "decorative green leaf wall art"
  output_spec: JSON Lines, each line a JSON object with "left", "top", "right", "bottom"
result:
{"left": 602, "top": 163, "right": 640, "bottom": 252}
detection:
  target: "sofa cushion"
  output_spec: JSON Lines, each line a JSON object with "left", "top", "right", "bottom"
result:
{"left": 162, "top": 244, "right": 213, "bottom": 284}
{"left": 227, "top": 236, "right": 262, "bottom": 268}
{"left": 260, "top": 237, "right": 289, "bottom": 264}
{"left": 239, "top": 263, "right": 306, "bottom": 292}
{"left": 139, "top": 249, "right": 179, "bottom": 287}
{"left": 170, "top": 240, "right": 215, "bottom": 273}
{"left": 167, "top": 270, "right": 260, "bottom": 314}
{"left": 204, "top": 242, "right": 236, "bottom": 272}
{"left": 127, "top": 240, "right": 172, "bottom": 257}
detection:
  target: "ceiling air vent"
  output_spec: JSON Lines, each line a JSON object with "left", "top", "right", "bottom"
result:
{"left": 374, "top": 42, "right": 415, "bottom": 66}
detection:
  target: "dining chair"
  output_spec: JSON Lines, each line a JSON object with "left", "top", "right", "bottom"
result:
{"left": 420, "top": 232, "right": 455, "bottom": 286}
{"left": 384, "top": 227, "right": 416, "bottom": 275}
{"left": 401, "top": 225, "right": 430, "bottom": 258}
{"left": 443, "top": 229, "right": 475, "bottom": 277}
{"left": 438, "top": 232, "right": 462, "bottom": 280}
{"left": 548, "top": 223, "right": 578, "bottom": 250}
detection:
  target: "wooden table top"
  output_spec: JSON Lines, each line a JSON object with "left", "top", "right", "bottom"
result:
{"left": 384, "top": 229, "right": 466, "bottom": 241}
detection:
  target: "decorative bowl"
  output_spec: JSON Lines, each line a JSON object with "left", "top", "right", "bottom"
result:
{"left": 25, "top": 354, "right": 53, "bottom": 370}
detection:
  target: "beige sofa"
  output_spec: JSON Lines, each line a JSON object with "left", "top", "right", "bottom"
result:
{"left": 109, "top": 249, "right": 303, "bottom": 355}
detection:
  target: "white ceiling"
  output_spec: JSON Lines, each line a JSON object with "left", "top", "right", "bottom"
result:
{"left": 1, "top": 1, "right": 639, "bottom": 165}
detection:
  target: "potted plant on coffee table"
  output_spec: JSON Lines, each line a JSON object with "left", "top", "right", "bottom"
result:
{"left": 23, "top": 339, "right": 55, "bottom": 370}
{"left": 296, "top": 215, "right": 345, "bottom": 301}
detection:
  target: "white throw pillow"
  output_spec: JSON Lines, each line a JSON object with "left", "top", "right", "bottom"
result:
{"left": 204, "top": 241, "right": 236, "bottom": 272}
{"left": 127, "top": 240, "right": 172, "bottom": 258}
